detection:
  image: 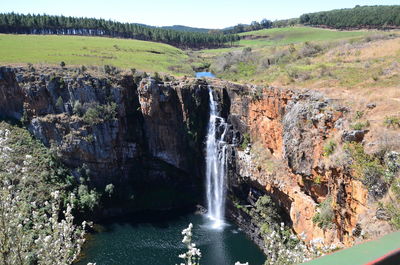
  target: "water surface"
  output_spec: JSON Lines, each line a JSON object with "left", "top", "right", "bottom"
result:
{"left": 196, "top": 72, "right": 216, "bottom": 78}
{"left": 77, "top": 213, "right": 265, "bottom": 265}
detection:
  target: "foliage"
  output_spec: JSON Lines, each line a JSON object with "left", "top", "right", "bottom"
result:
{"left": 82, "top": 102, "right": 117, "bottom": 125}
{"left": 383, "top": 116, "right": 400, "bottom": 128}
{"left": 344, "top": 142, "right": 386, "bottom": 194}
{"left": 224, "top": 19, "right": 273, "bottom": 34}
{"left": 77, "top": 184, "right": 100, "bottom": 211}
{"left": 323, "top": 140, "right": 336, "bottom": 157}
{"left": 350, "top": 121, "right": 370, "bottom": 130}
{"left": 312, "top": 197, "right": 335, "bottom": 229}
{"left": 60, "top": 61, "right": 66, "bottom": 68}
{"left": 105, "top": 183, "right": 115, "bottom": 197}
{"left": 240, "top": 133, "right": 250, "bottom": 150}
{"left": 0, "top": 123, "right": 90, "bottom": 264}
{"left": 73, "top": 101, "right": 84, "bottom": 116}
{"left": 0, "top": 12, "right": 239, "bottom": 49}
{"left": 56, "top": 96, "right": 64, "bottom": 112}
{"left": 354, "top": 111, "right": 364, "bottom": 120}
{"left": 298, "top": 42, "right": 323, "bottom": 58}
{"left": 250, "top": 195, "right": 281, "bottom": 227}
{"left": 383, "top": 152, "right": 400, "bottom": 229}
{"left": 300, "top": 5, "right": 400, "bottom": 29}
{"left": 0, "top": 184, "right": 87, "bottom": 265}
{"left": 103, "top": 64, "right": 119, "bottom": 75}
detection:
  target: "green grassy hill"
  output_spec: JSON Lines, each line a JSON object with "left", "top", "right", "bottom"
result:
{"left": 238, "top": 26, "right": 371, "bottom": 47}
{"left": 0, "top": 34, "right": 192, "bottom": 74}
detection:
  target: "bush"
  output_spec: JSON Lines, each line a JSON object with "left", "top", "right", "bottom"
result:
{"left": 384, "top": 116, "right": 400, "bottom": 128}
{"left": 345, "top": 143, "right": 386, "bottom": 196}
{"left": 103, "top": 64, "right": 119, "bottom": 75}
{"left": 56, "top": 96, "right": 64, "bottom": 112}
{"left": 323, "top": 140, "right": 336, "bottom": 157}
{"left": 77, "top": 184, "right": 100, "bottom": 211}
{"left": 313, "top": 197, "right": 335, "bottom": 229}
{"left": 105, "top": 183, "right": 115, "bottom": 197}
{"left": 240, "top": 133, "right": 250, "bottom": 150}
{"left": 354, "top": 111, "right": 364, "bottom": 120}
{"left": 350, "top": 121, "right": 370, "bottom": 130}
{"left": 298, "top": 42, "right": 323, "bottom": 58}
{"left": 152, "top": 72, "right": 161, "bottom": 83}
{"left": 73, "top": 101, "right": 84, "bottom": 116}
{"left": 82, "top": 102, "right": 117, "bottom": 125}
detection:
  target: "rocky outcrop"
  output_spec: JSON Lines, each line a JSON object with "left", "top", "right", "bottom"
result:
{"left": 208, "top": 80, "right": 390, "bottom": 247}
{"left": 0, "top": 67, "right": 209, "bottom": 213}
{"left": 0, "top": 67, "right": 24, "bottom": 120}
{"left": 0, "top": 66, "right": 392, "bottom": 247}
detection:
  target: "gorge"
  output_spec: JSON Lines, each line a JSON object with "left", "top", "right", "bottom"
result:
{"left": 0, "top": 65, "right": 398, "bottom": 264}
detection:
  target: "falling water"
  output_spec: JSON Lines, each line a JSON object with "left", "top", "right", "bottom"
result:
{"left": 205, "top": 88, "right": 228, "bottom": 229}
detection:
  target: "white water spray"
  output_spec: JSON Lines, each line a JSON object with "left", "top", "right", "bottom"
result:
{"left": 205, "top": 88, "right": 228, "bottom": 229}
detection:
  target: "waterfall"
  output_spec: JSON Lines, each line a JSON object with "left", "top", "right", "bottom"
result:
{"left": 205, "top": 88, "right": 228, "bottom": 229}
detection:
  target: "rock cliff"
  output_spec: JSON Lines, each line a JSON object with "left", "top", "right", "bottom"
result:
{"left": 208, "top": 80, "right": 393, "bottom": 248}
{"left": 0, "top": 66, "right": 394, "bottom": 248}
{"left": 0, "top": 66, "right": 209, "bottom": 213}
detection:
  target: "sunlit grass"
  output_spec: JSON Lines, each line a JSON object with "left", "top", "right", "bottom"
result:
{"left": 0, "top": 34, "right": 191, "bottom": 74}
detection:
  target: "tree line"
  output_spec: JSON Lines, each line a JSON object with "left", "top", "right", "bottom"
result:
{"left": 300, "top": 5, "right": 400, "bottom": 29}
{"left": 223, "top": 19, "right": 273, "bottom": 34}
{"left": 0, "top": 13, "right": 240, "bottom": 49}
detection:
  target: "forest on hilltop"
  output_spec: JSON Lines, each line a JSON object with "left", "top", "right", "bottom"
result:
{"left": 300, "top": 5, "right": 400, "bottom": 29}
{"left": 0, "top": 13, "right": 240, "bottom": 49}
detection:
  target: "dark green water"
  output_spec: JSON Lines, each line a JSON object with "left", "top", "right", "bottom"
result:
{"left": 77, "top": 213, "right": 266, "bottom": 265}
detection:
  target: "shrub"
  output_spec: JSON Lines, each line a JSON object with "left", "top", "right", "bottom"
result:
{"left": 153, "top": 72, "right": 161, "bottom": 83}
{"left": 60, "top": 61, "right": 66, "bottom": 68}
{"left": 354, "top": 111, "right": 364, "bottom": 120}
{"left": 323, "top": 140, "right": 336, "bottom": 156}
{"left": 73, "top": 101, "right": 84, "bottom": 116}
{"left": 350, "top": 121, "right": 370, "bottom": 130}
{"left": 82, "top": 102, "right": 117, "bottom": 125}
{"left": 105, "top": 183, "right": 115, "bottom": 197}
{"left": 56, "top": 96, "right": 64, "bottom": 112}
{"left": 313, "top": 197, "right": 335, "bottom": 229}
{"left": 240, "top": 133, "right": 250, "bottom": 150}
{"left": 384, "top": 116, "right": 400, "bottom": 128}
{"left": 103, "top": 64, "right": 119, "bottom": 75}
{"left": 83, "top": 106, "right": 103, "bottom": 125}
{"left": 345, "top": 143, "right": 386, "bottom": 196}
{"left": 298, "top": 42, "right": 323, "bottom": 58}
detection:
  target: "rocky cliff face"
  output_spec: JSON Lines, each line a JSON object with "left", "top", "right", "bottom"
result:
{"left": 0, "top": 66, "right": 209, "bottom": 213}
{"left": 208, "top": 80, "right": 393, "bottom": 248}
{"left": 0, "top": 66, "right": 392, "bottom": 247}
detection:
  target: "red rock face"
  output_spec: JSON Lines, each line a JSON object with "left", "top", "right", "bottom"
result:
{"left": 218, "top": 84, "right": 376, "bottom": 246}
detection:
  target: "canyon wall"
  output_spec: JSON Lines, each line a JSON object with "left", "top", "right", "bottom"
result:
{"left": 0, "top": 66, "right": 210, "bottom": 213}
{"left": 0, "top": 66, "right": 392, "bottom": 246}
{"left": 208, "top": 80, "right": 392, "bottom": 248}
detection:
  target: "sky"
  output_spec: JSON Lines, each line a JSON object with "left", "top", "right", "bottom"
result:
{"left": 1, "top": 0, "right": 399, "bottom": 29}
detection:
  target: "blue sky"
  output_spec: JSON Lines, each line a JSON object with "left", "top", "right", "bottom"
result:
{"left": 1, "top": 0, "right": 399, "bottom": 29}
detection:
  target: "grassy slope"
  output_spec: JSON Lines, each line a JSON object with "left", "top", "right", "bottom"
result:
{"left": 0, "top": 34, "right": 191, "bottom": 74}
{"left": 238, "top": 26, "right": 369, "bottom": 45}
{"left": 201, "top": 26, "right": 373, "bottom": 54}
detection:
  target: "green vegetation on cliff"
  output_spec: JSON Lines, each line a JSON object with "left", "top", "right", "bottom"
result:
{"left": 0, "top": 121, "right": 99, "bottom": 264}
